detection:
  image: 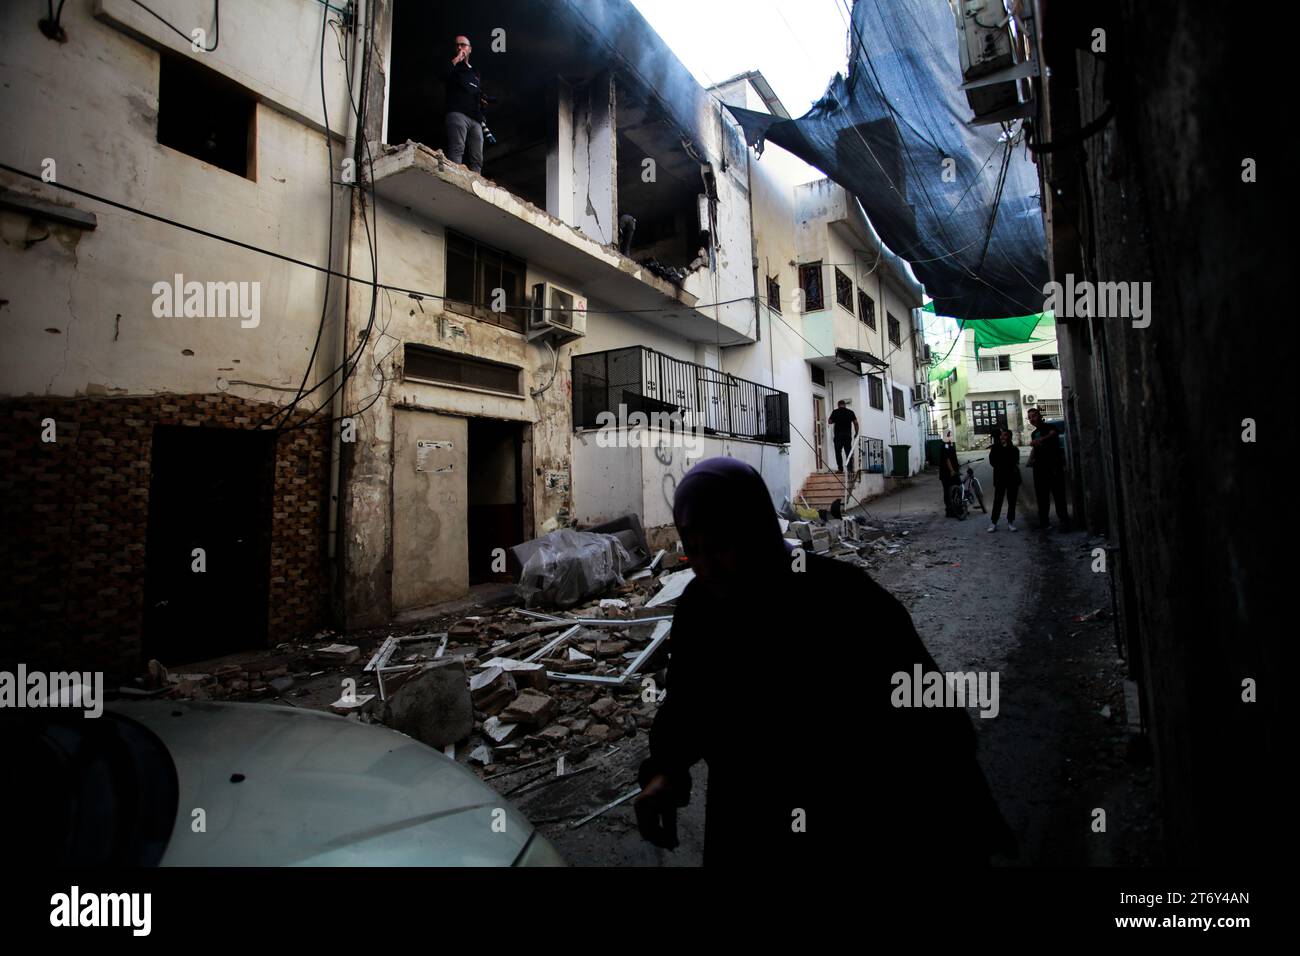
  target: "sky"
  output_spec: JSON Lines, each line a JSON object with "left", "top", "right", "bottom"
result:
{"left": 629, "top": 0, "right": 853, "bottom": 186}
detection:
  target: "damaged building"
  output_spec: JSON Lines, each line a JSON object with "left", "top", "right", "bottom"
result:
{"left": 0, "top": 0, "right": 930, "bottom": 676}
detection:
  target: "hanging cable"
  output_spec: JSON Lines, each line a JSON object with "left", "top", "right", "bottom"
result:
{"left": 127, "top": 0, "right": 220, "bottom": 52}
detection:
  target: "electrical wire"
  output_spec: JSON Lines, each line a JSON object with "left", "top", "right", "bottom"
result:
{"left": 258, "top": 0, "right": 340, "bottom": 431}
{"left": 128, "top": 0, "right": 220, "bottom": 52}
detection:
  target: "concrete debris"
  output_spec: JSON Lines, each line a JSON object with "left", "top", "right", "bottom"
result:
{"left": 476, "top": 657, "right": 549, "bottom": 691}
{"left": 313, "top": 643, "right": 361, "bottom": 665}
{"left": 468, "top": 745, "right": 494, "bottom": 765}
{"left": 500, "top": 689, "right": 557, "bottom": 728}
{"left": 535, "top": 724, "right": 570, "bottom": 744}
{"left": 599, "top": 598, "right": 628, "bottom": 610}
{"left": 381, "top": 658, "right": 473, "bottom": 749}
{"left": 589, "top": 696, "right": 619, "bottom": 720}
{"left": 568, "top": 647, "right": 593, "bottom": 662}
{"left": 468, "top": 665, "right": 518, "bottom": 715}
{"left": 483, "top": 715, "right": 521, "bottom": 744}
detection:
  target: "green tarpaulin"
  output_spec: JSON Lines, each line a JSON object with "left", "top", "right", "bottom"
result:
{"left": 923, "top": 304, "right": 1054, "bottom": 355}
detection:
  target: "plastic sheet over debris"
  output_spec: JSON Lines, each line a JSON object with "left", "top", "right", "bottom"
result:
{"left": 724, "top": 0, "right": 1048, "bottom": 321}
{"left": 516, "top": 530, "right": 635, "bottom": 610}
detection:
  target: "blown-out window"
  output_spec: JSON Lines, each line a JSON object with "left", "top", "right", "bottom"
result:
{"left": 445, "top": 230, "right": 527, "bottom": 332}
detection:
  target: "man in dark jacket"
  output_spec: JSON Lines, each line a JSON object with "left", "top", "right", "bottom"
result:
{"left": 436, "top": 35, "right": 485, "bottom": 173}
{"left": 634, "top": 457, "right": 1015, "bottom": 866}
{"left": 1027, "top": 407, "right": 1070, "bottom": 531}
{"left": 827, "top": 399, "right": 858, "bottom": 474}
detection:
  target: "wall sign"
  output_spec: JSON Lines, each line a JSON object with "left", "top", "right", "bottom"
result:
{"left": 415, "top": 439, "right": 453, "bottom": 473}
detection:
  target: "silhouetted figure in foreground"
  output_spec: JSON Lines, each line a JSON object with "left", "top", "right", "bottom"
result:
{"left": 634, "top": 457, "right": 1015, "bottom": 866}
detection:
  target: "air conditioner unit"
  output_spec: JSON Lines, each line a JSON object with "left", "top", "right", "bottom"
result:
{"left": 1024, "top": 394, "right": 1036, "bottom": 405}
{"left": 528, "top": 281, "right": 587, "bottom": 344}
{"left": 949, "top": 0, "right": 1033, "bottom": 123}
{"left": 913, "top": 383, "right": 930, "bottom": 404}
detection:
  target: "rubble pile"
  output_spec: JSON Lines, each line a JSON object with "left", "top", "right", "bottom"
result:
{"left": 779, "top": 510, "right": 921, "bottom": 572}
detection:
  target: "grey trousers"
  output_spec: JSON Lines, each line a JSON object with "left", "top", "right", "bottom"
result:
{"left": 445, "top": 111, "right": 483, "bottom": 172}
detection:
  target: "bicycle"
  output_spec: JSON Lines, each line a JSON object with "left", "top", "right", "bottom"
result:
{"left": 947, "top": 458, "right": 986, "bottom": 518}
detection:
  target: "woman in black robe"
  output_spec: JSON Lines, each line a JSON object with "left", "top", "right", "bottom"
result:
{"left": 635, "top": 456, "right": 1015, "bottom": 866}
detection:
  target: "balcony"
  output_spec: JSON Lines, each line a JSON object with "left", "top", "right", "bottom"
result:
{"left": 573, "top": 346, "right": 790, "bottom": 445}
{"left": 370, "top": 142, "right": 755, "bottom": 343}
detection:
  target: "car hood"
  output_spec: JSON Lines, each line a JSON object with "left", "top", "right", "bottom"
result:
{"left": 115, "top": 700, "right": 534, "bottom": 866}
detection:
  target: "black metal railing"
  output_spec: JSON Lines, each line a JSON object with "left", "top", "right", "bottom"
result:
{"left": 573, "top": 346, "right": 791, "bottom": 445}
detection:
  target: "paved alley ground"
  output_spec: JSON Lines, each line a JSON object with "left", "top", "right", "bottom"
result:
{"left": 859, "top": 453, "right": 1158, "bottom": 865}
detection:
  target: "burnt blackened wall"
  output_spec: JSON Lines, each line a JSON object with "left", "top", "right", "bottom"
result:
{"left": 1042, "top": 3, "right": 1279, "bottom": 864}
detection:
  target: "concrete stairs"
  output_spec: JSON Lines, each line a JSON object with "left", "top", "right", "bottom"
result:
{"left": 798, "top": 470, "right": 858, "bottom": 510}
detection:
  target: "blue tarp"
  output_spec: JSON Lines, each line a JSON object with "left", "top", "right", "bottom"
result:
{"left": 725, "top": 0, "right": 1049, "bottom": 321}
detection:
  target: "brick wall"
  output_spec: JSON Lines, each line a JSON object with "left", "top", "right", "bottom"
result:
{"left": 0, "top": 394, "right": 331, "bottom": 677}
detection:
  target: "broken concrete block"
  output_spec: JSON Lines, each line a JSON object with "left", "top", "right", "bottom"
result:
{"left": 593, "top": 640, "right": 628, "bottom": 657}
{"left": 475, "top": 657, "right": 549, "bottom": 691}
{"left": 314, "top": 643, "right": 361, "bottom": 665}
{"left": 468, "top": 666, "right": 517, "bottom": 715}
{"left": 505, "top": 663, "right": 549, "bottom": 692}
{"left": 568, "top": 647, "right": 594, "bottom": 662}
{"left": 500, "top": 689, "right": 556, "bottom": 728}
{"left": 382, "top": 659, "right": 473, "bottom": 749}
{"left": 586, "top": 724, "right": 612, "bottom": 742}
{"left": 789, "top": 520, "right": 814, "bottom": 543}
{"left": 589, "top": 697, "right": 619, "bottom": 720}
{"left": 468, "top": 744, "right": 494, "bottom": 765}
{"left": 599, "top": 598, "right": 628, "bottom": 610}
{"left": 540, "top": 723, "right": 570, "bottom": 741}
{"left": 483, "top": 716, "right": 521, "bottom": 744}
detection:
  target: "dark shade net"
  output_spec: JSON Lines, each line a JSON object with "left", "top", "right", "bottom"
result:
{"left": 726, "top": 0, "right": 1048, "bottom": 321}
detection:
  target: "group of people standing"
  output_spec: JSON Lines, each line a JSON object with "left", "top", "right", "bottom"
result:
{"left": 939, "top": 406, "right": 1071, "bottom": 532}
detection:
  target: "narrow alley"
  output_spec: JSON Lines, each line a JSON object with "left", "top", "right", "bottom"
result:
{"left": 0, "top": 0, "right": 1276, "bottom": 938}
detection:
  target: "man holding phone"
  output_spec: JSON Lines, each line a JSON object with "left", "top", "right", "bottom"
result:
{"left": 436, "top": 35, "right": 485, "bottom": 173}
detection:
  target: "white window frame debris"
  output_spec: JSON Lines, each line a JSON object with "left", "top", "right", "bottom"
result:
{"left": 545, "top": 620, "right": 671, "bottom": 686}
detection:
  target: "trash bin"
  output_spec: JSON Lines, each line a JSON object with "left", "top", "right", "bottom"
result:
{"left": 925, "top": 437, "right": 944, "bottom": 466}
{"left": 890, "top": 444, "right": 911, "bottom": 477}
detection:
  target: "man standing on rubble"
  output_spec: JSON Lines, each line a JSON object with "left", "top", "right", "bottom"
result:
{"left": 633, "top": 457, "right": 1015, "bottom": 866}
{"left": 435, "top": 35, "right": 486, "bottom": 173}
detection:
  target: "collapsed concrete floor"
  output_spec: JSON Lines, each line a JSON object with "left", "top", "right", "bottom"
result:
{"left": 137, "top": 454, "right": 1157, "bottom": 866}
